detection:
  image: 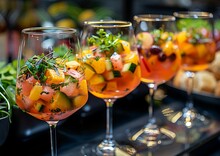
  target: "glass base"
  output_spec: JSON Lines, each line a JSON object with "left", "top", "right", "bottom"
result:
{"left": 126, "top": 123, "right": 176, "bottom": 149}
{"left": 172, "top": 107, "right": 210, "bottom": 128}
{"left": 81, "top": 140, "right": 136, "bottom": 156}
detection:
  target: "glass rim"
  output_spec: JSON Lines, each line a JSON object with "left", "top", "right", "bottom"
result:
{"left": 173, "top": 11, "right": 213, "bottom": 19}
{"left": 21, "top": 27, "right": 77, "bottom": 35}
{"left": 133, "top": 14, "right": 175, "bottom": 22}
{"left": 84, "top": 20, "right": 132, "bottom": 28}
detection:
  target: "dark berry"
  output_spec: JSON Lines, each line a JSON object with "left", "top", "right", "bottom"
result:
{"left": 169, "top": 53, "right": 177, "bottom": 61}
{"left": 158, "top": 52, "right": 167, "bottom": 62}
{"left": 137, "top": 44, "right": 142, "bottom": 53}
{"left": 150, "top": 45, "right": 162, "bottom": 55}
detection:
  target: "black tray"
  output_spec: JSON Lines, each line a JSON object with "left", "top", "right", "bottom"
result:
{"left": 164, "top": 81, "right": 220, "bottom": 106}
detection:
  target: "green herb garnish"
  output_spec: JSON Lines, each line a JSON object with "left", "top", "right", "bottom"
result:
{"left": 20, "top": 48, "right": 72, "bottom": 83}
{"left": 88, "top": 29, "right": 121, "bottom": 55}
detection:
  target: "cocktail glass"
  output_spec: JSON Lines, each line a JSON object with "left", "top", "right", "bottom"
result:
{"left": 80, "top": 20, "right": 141, "bottom": 155}
{"left": 16, "top": 27, "right": 88, "bottom": 156}
{"left": 127, "top": 14, "right": 181, "bottom": 148}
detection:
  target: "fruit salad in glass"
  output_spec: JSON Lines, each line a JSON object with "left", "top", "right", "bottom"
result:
{"left": 16, "top": 48, "right": 88, "bottom": 121}
{"left": 136, "top": 29, "right": 181, "bottom": 85}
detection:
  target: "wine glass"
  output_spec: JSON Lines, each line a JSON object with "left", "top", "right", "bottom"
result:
{"left": 16, "top": 27, "right": 88, "bottom": 156}
{"left": 127, "top": 14, "right": 181, "bottom": 148}
{"left": 173, "top": 11, "right": 216, "bottom": 128}
{"left": 80, "top": 20, "right": 141, "bottom": 155}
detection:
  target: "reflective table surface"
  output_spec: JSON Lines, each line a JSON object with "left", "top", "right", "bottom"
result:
{"left": 1, "top": 83, "right": 220, "bottom": 156}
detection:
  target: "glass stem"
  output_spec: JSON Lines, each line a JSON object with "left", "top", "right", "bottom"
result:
{"left": 147, "top": 83, "right": 157, "bottom": 124}
{"left": 104, "top": 99, "right": 115, "bottom": 143}
{"left": 185, "top": 71, "right": 195, "bottom": 110}
{"left": 47, "top": 121, "right": 59, "bottom": 156}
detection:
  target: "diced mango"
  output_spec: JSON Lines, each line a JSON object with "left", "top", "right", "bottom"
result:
{"left": 163, "top": 41, "right": 174, "bottom": 56}
{"left": 65, "top": 61, "right": 80, "bottom": 69}
{"left": 46, "top": 69, "right": 65, "bottom": 84}
{"left": 90, "top": 57, "right": 106, "bottom": 74}
{"left": 84, "top": 64, "right": 95, "bottom": 80}
{"left": 181, "top": 43, "right": 196, "bottom": 55}
{"left": 196, "top": 44, "right": 206, "bottom": 58}
{"left": 89, "top": 74, "right": 105, "bottom": 85}
{"left": 50, "top": 91, "right": 72, "bottom": 112}
{"left": 177, "top": 31, "right": 187, "bottom": 44}
{"left": 123, "top": 52, "right": 139, "bottom": 65}
{"left": 78, "top": 79, "right": 88, "bottom": 95}
{"left": 73, "top": 95, "right": 88, "bottom": 109}
{"left": 119, "top": 40, "right": 130, "bottom": 54}
{"left": 106, "top": 81, "right": 117, "bottom": 91}
{"left": 29, "top": 83, "right": 43, "bottom": 101}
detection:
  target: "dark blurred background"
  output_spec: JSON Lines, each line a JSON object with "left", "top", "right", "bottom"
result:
{"left": 0, "top": 0, "right": 220, "bottom": 62}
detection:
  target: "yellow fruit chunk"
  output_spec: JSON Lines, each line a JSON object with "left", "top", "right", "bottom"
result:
{"left": 90, "top": 57, "right": 106, "bottom": 74}
{"left": 66, "top": 61, "right": 80, "bottom": 69}
{"left": 196, "top": 44, "right": 206, "bottom": 58}
{"left": 50, "top": 91, "right": 72, "bottom": 111}
{"left": 46, "top": 69, "right": 65, "bottom": 84}
{"left": 181, "top": 43, "right": 195, "bottom": 55}
{"left": 177, "top": 31, "right": 187, "bottom": 44}
{"left": 163, "top": 41, "right": 174, "bottom": 56}
{"left": 89, "top": 74, "right": 105, "bottom": 85}
{"left": 119, "top": 40, "right": 130, "bottom": 54}
{"left": 82, "top": 49, "right": 93, "bottom": 56}
{"left": 123, "top": 52, "right": 139, "bottom": 65}
{"left": 106, "top": 81, "right": 117, "bottom": 91}
{"left": 78, "top": 79, "right": 88, "bottom": 95}
{"left": 73, "top": 95, "right": 88, "bottom": 109}
{"left": 84, "top": 64, "right": 95, "bottom": 80}
{"left": 29, "top": 83, "right": 43, "bottom": 101}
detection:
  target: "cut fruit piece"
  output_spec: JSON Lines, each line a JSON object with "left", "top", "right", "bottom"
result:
{"left": 103, "top": 70, "right": 121, "bottom": 80}
{"left": 72, "top": 95, "right": 88, "bottom": 109}
{"left": 84, "top": 64, "right": 95, "bottom": 80}
{"left": 110, "top": 52, "right": 123, "bottom": 70}
{"left": 123, "top": 52, "right": 139, "bottom": 65}
{"left": 40, "top": 86, "right": 55, "bottom": 102}
{"left": 118, "top": 40, "right": 131, "bottom": 54}
{"left": 89, "top": 74, "right": 105, "bottom": 85}
{"left": 122, "top": 63, "right": 137, "bottom": 73}
{"left": 78, "top": 79, "right": 88, "bottom": 95}
{"left": 29, "top": 83, "right": 43, "bottom": 101}
{"left": 136, "top": 32, "right": 154, "bottom": 49}
{"left": 32, "top": 100, "right": 45, "bottom": 113}
{"left": 60, "top": 82, "right": 79, "bottom": 97}
{"left": 65, "top": 61, "right": 80, "bottom": 70}
{"left": 90, "top": 57, "right": 106, "bottom": 74}
{"left": 46, "top": 69, "right": 65, "bottom": 84}
{"left": 50, "top": 91, "right": 72, "bottom": 112}
{"left": 105, "top": 59, "right": 113, "bottom": 71}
